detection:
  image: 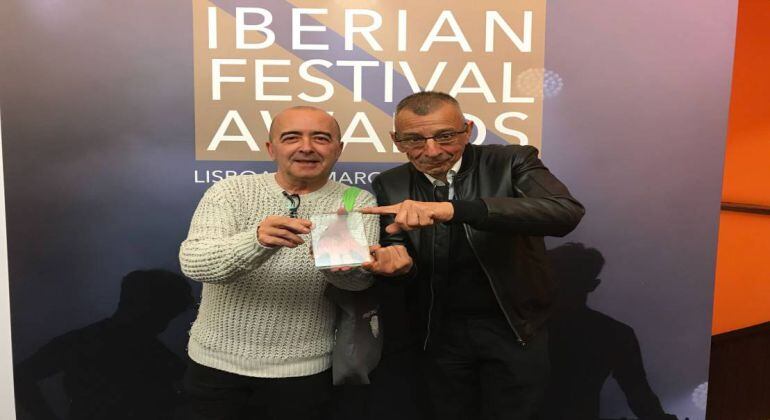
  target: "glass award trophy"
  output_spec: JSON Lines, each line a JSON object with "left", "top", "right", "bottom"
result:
{"left": 310, "top": 212, "right": 371, "bottom": 269}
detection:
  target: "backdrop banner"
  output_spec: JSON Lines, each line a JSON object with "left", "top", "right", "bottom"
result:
{"left": 0, "top": 1, "right": 737, "bottom": 419}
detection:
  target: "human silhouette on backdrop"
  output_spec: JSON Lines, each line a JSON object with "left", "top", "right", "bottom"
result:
{"left": 13, "top": 269, "right": 194, "bottom": 420}
{"left": 540, "top": 243, "right": 678, "bottom": 420}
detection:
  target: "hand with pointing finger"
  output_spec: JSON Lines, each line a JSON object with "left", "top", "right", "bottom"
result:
{"left": 360, "top": 200, "right": 454, "bottom": 234}
{"left": 257, "top": 215, "right": 312, "bottom": 248}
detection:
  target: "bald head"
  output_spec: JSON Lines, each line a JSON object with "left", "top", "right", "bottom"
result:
{"left": 269, "top": 106, "right": 341, "bottom": 143}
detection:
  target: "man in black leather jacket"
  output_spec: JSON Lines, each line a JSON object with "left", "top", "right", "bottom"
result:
{"left": 362, "top": 92, "right": 584, "bottom": 420}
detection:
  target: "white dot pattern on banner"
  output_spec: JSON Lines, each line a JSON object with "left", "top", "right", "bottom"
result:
{"left": 179, "top": 174, "right": 378, "bottom": 378}
{"left": 516, "top": 68, "right": 564, "bottom": 99}
{"left": 692, "top": 381, "right": 708, "bottom": 411}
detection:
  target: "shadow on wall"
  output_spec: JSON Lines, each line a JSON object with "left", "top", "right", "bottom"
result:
{"left": 336, "top": 242, "right": 688, "bottom": 420}
{"left": 13, "top": 269, "right": 194, "bottom": 420}
{"left": 540, "top": 242, "right": 681, "bottom": 420}
{"left": 10, "top": 248, "right": 685, "bottom": 420}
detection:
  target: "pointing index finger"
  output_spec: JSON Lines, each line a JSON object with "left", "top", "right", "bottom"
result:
{"left": 359, "top": 204, "right": 400, "bottom": 215}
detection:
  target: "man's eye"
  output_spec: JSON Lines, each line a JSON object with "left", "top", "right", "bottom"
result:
{"left": 281, "top": 136, "right": 300, "bottom": 143}
{"left": 434, "top": 133, "right": 455, "bottom": 141}
{"left": 401, "top": 137, "right": 424, "bottom": 143}
{"left": 313, "top": 136, "right": 332, "bottom": 143}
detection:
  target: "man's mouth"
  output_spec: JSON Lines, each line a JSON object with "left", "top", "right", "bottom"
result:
{"left": 419, "top": 159, "right": 448, "bottom": 167}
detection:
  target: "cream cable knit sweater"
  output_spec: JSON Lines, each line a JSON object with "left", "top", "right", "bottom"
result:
{"left": 179, "top": 174, "right": 378, "bottom": 378}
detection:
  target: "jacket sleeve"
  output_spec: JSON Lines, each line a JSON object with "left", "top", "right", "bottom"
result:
{"left": 179, "top": 183, "right": 278, "bottom": 284}
{"left": 474, "top": 146, "right": 585, "bottom": 237}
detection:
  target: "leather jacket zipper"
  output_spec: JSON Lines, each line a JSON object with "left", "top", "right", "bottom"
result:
{"left": 423, "top": 230, "right": 436, "bottom": 350}
{"left": 462, "top": 223, "right": 528, "bottom": 348}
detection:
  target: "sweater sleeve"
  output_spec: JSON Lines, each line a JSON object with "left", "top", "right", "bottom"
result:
{"left": 321, "top": 189, "right": 379, "bottom": 291}
{"left": 179, "top": 183, "right": 278, "bottom": 284}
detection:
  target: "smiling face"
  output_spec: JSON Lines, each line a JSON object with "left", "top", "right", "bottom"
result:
{"left": 392, "top": 102, "right": 472, "bottom": 180}
{"left": 266, "top": 107, "right": 342, "bottom": 192}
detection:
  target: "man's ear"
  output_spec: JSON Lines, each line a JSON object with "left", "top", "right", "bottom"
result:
{"left": 459, "top": 120, "right": 474, "bottom": 146}
{"left": 335, "top": 139, "right": 344, "bottom": 159}
{"left": 390, "top": 132, "right": 407, "bottom": 153}
{"left": 265, "top": 141, "right": 274, "bottom": 159}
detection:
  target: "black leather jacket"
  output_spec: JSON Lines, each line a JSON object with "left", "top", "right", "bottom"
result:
{"left": 373, "top": 144, "right": 584, "bottom": 346}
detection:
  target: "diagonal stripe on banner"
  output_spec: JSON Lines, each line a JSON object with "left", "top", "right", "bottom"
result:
{"left": 209, "top": 0, "right": 509, "bottom": 145}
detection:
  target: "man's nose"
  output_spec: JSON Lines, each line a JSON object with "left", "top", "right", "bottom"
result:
{"left": 298, "top": 136, "right": 314, "bottom": 152}
{"left": 423, "top": 139, "right": 442, "bottom": 156}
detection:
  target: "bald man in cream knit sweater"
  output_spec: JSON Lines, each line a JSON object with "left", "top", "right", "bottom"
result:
{"left": 179, "top": 107, "right": 412, "bottom": 420}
